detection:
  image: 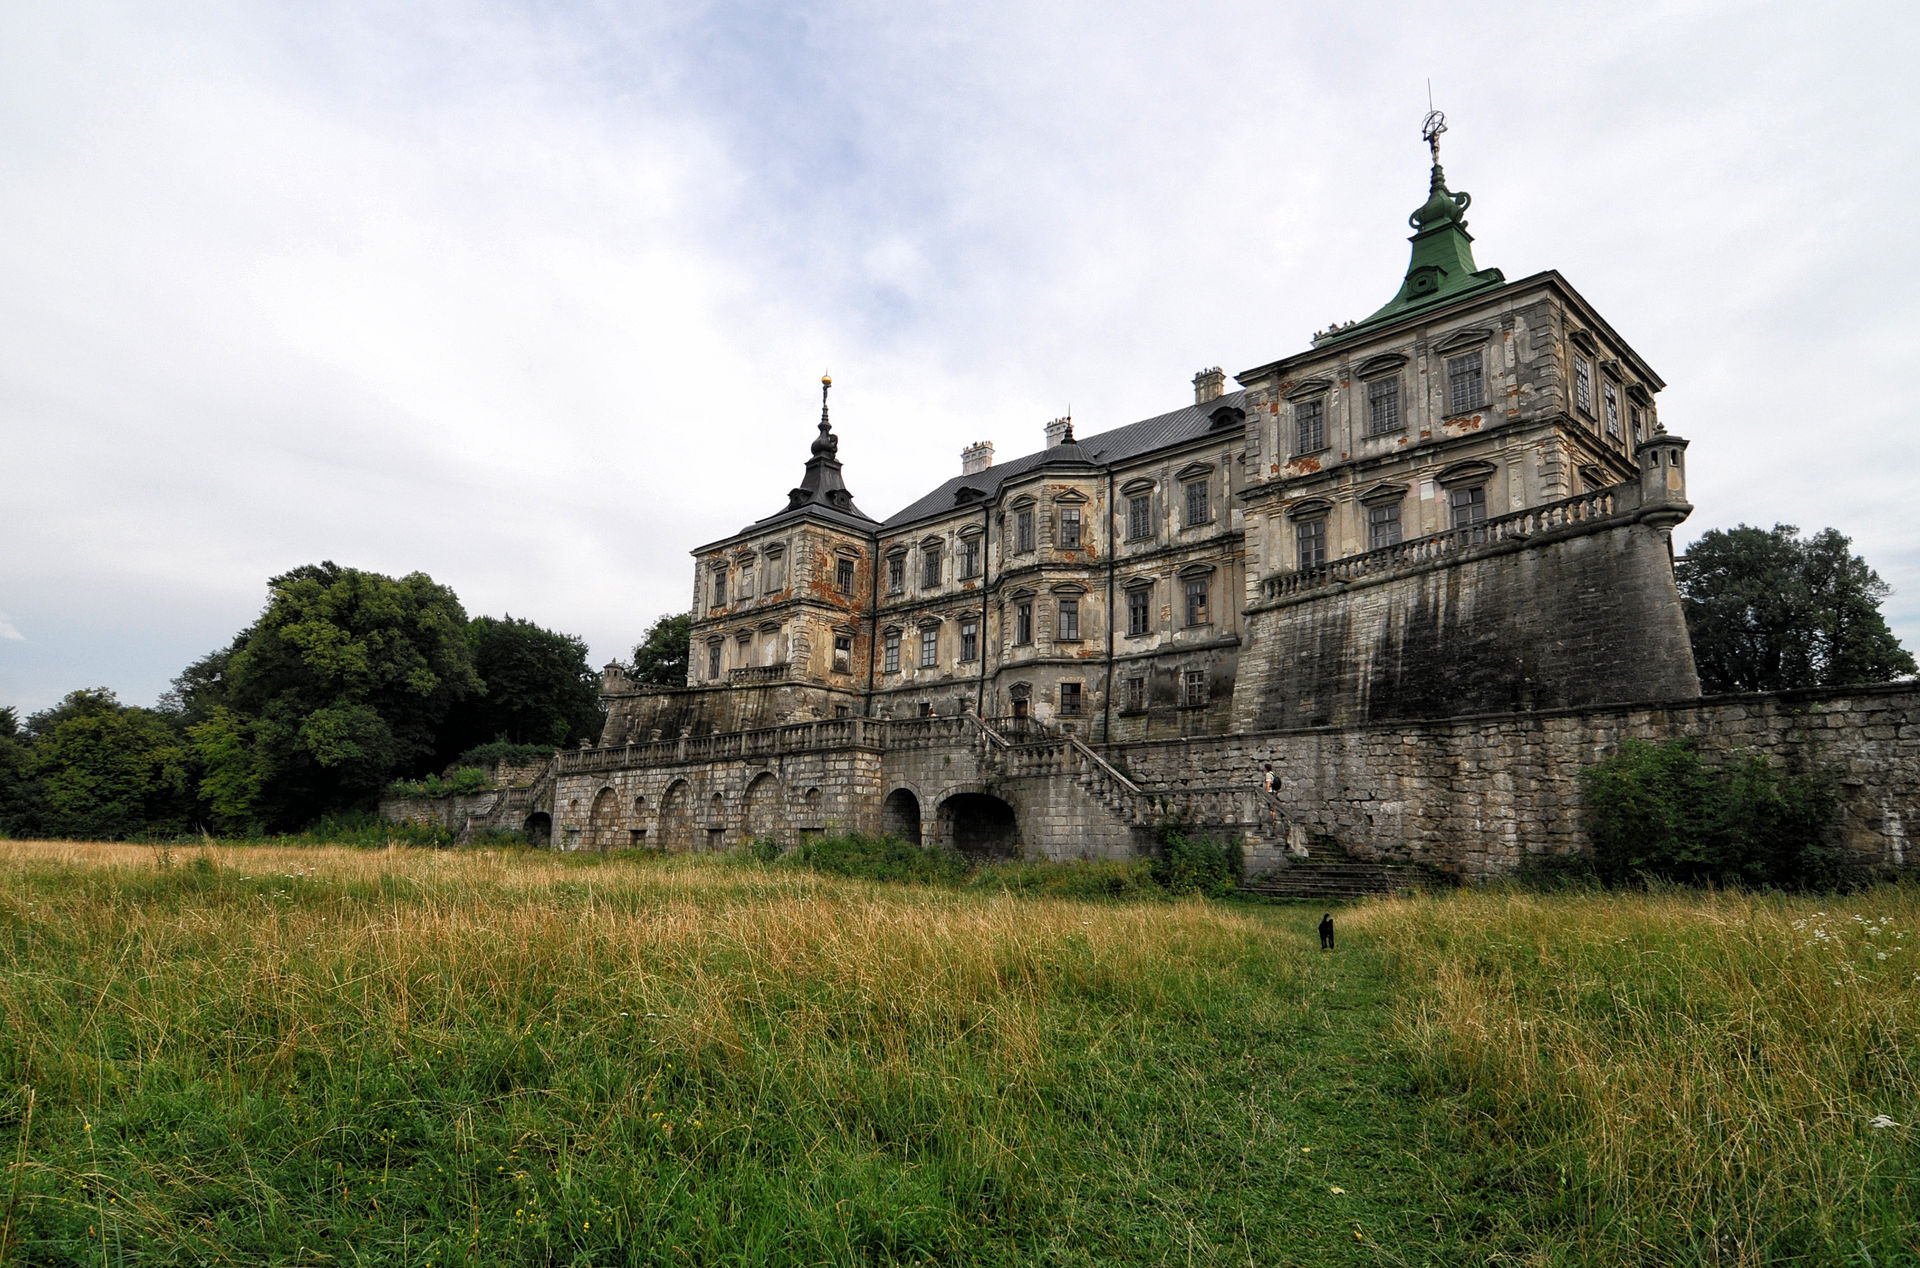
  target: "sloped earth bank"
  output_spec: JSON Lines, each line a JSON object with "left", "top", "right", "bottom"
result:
{"left": 0, "top": 843, "right": 1912, "bottom": 1265}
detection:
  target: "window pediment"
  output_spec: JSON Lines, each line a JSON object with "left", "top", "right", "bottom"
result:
{"left": 1285, "top": 377, "right": 1334, "bottom": 402}
{"left": 1177, "top": 562, "right": 1217, "bottom": 578}
{"left": 762, "top": 543, "right": 785, "bottom": 559}
{"left": 1006, "top": 586, "right": 1036, "bottom": 600}
{"left": 733, "top": 629, "right": 754, "bottom": 642}
{"left": 1435, "top": 327, "right": 1494, "bottom": 354}
{"left": 1120, "top": 477, "right": 1156, "bottom": 495}
{"left": 918, "top": 535, "right": 943, "bottom": 551}
{"left": 916, "top": 615, "right": 944, "bottom": 628}
{"left": 1356, "top": 352, "right": 1409, "bottom": 379}
{"left": 757, "top": 620, "right": 781, "bottom": 633}
{"left": 1626, "top": 384, "right": 1654, "bottom": 407}
{"left": 1175, "top": 461, "right": 1215, "bottom": 482}
{"left": 1286, "top": 497, "right": 1335, "bottom": 520}
{"left": 1359, "top": 481, "right": 1410, "bottom": 506}
{"left": 1436, "top": 459, "right": 1498, "bottom": 487}
{"left": 1578, "top": 464, "right": 1610, "bottom": 490}
{"left": 1007, "top": 493, "right": 1036, "bottom": 510}
{"left": 1051, "top": 489, "right": 1089, "bottom": 505}
{"left": 1121, "top": 574, "right": 1155, "bottom": 592}
{"left": 1568, "top": 328, "right": 1599, "bottom": 355}
{"left": 957, "top": 524, "right": 985, "bottom": 540}
{"left": 885, "top": 545, "right": 908, "bottom": 559}
{"left": 834, "top": 546, "right": 862, "bottom": 558}
{"left": 1050, "top": 582, "right": 1088, "bottom": 596}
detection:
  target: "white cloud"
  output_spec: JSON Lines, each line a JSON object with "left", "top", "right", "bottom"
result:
{"left": 3, "top": 0, "right": 1918, "bottom": 712}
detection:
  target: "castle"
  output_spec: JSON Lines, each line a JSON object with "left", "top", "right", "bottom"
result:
{"left": 464, "top": 127, "right": 1914, "bottom": 880}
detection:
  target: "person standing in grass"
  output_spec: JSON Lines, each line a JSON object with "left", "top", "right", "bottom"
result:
{"left": 1319, "top": 912, "right": 1334, "bottom": 951}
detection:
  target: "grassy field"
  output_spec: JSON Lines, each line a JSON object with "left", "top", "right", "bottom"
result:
{"left": 0, "top": 843, "right": 1913, "bottom": 1266}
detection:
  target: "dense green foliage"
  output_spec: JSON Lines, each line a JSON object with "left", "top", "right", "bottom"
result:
{"left": 1678, "top": 523, "right": 1915, "bottom": 693}
{"left": 1579, "top": 737, "right": 1844, "bottom": 887}
{"left": 628, "top": 612, "right": 691, "bottom": 687}
{"left": 2, "top": 564, "right": 617, "bottom": 839}
{"left": 386, "top": 767, "right": 493, "bottom": 798}
{"left": 441, "top": 615, "right": 603, "bottom": 755}
{"left": 1, "top": 847, "right": 1911, "bottom": 1265}
{"left": 1150, "top": 827, "right": 1243, "bottom": 897}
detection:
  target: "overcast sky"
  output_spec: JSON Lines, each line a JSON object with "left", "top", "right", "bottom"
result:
{"left": 4, "top": 0, "right": 1917, "bottom": 716}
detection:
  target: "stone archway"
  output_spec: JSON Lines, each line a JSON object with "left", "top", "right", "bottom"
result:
{"left": 587, "top": 786, "right": 619, "bottom": 852}
{"left": 882, "top": 788, "right": 922, "bottom": 845}
{"left": 523, "top": 811, "right": 551, "bottom": 847}
{"left": 743, "top": 772, "right": 782, "bottom": 842}
{"left": 659, "top": 780, "right": 695, "bottom": 852}
{"left": 939, "top": 791, "right": 1018, "bottom": 859}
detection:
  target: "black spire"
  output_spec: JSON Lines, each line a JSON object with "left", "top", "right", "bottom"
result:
{"left": 781, "top": 373, "right": 870, "bottom": 519}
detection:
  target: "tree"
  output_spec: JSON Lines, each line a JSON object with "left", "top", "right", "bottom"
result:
{"left": 21, "top": 689, "right": 194, "bottom": 839}
{"left": 0, "top": 706, "right": 32, "bottom": 837}
{"left": 210, "top": 562, "right": 481, "bottom": 828}
{"left": 439, "top": 614, "right": 604, "bottom": 757}
{"left": 1678, "top": 524, "right": 1915, "bottom": 693}
{"left": 630, "top": 612, "right": 692, "bottom": 687}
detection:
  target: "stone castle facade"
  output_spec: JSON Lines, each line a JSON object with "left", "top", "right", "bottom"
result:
{"left": 454, "top": 137, "right": 1913, "bottom": 879}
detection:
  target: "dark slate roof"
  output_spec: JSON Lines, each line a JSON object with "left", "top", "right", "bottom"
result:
{"left": 880, "top": 390, "right": 1249, "bottom": 530}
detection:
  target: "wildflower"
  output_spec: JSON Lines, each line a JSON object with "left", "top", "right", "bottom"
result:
{"left": 1868, "top": 1115, "right": 1901, "bottom": 1130}
{"left": 1330, "top": 1185, "right": 1345, "bottom": 1195}
{"left": 1878, "top": 953, "right": 1889, "bottom": 961}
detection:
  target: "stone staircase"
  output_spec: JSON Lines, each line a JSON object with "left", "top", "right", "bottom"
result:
{"left": 1242, "top": 851, "right": 1446, "bottom": 901}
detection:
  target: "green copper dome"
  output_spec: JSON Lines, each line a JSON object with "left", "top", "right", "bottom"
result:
{"left": 1318, "top": 156, "right": 1505, "bottom": 346}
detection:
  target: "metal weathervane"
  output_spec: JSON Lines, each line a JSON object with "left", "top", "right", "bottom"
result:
{"left": 1422, "top": 107, "right": 1447, "bottom": 164}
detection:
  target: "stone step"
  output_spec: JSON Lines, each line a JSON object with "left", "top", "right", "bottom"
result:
{"left": 1242, "top": 862, "right": 1441, "bottom": 901}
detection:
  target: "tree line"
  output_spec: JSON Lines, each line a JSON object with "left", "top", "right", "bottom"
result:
{"left": 0, "top": 563, "right": 692, "bottom": 840}
{"left": 0, "top": 527, "right": 1908, "bottom": 842}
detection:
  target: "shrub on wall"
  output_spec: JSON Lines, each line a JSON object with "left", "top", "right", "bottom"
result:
{"left": 1150, "top": 827, "right": 1242, "bottom": 898}
{"left": 386, "top": 767, "right": 493, "bottom": 799}
{"left": 1579, "top": 738, "right": 1844, "bottom": 888}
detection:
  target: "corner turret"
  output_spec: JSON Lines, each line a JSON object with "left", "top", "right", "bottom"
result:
{"left": 1635, "top": 425, "right": 1692, "bottom": 531}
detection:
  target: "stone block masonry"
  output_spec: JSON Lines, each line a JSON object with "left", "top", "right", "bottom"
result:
{"left": 1119, "top": 683, "right": 1920, "bottom": 877}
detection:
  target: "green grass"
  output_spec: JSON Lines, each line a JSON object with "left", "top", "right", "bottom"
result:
{"left": 0, "top": 843, "right": 1914, "bottom": 1265}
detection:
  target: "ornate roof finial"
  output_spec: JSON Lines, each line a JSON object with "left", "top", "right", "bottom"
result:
{"left": 820, "top": 371, "right": 832, "bottom": 428}
{"left": 1422, "top": 109, "right": 1447, "bottom": 165}
{"left": 1062, "top": 406, "right": 1074, "bottom": 444}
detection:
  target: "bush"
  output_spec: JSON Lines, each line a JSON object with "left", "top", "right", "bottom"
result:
{"left": 744, "top": 835, "right": 781, "bottom": 864}
{"left": 1579, "top": 739, "right": 1845, "bottom": 888}
{"left": 792, "top": 832, "right": 968, "bottom": 885}
{"left": 386, "top": 767, "right": 492, "bottom": 799}
{"left": 1150, "top": 828, "right": 1242, "bottom": 898}
{"left": 454, "top": 739, "right": 557, "bottom": 768}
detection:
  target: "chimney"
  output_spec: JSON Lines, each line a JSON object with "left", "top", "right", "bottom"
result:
{"left": 961, "top": 441, "right": 994, "bottom": 475}
{"left": 1193, "top": 366, "right": 1226, "bottom": 404}
{"left": 1045, "top": 416, "right": 1072, "bottom": 448}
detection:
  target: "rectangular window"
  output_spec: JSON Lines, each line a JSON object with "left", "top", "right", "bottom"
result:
{"left": 1181, "top": 668, "right": 1207, "bottom": 709}
{"left": 1631, "top": 406, "right": 1645, "bottom": 441}
{"left": 1127, "top": 493, "right": 1152, "bottom": 541}
{"left": 832, "top": 635, "right": 852, "bottom": 672}
{"left": 1367, "top": 502, "right": 1402, "bottom": 551}
{"left": 1366, "top": 377, "right": 1401, "bottom": 435}
{"left": 960, "top": 620, "right": 978, "bottom": 662}
{"left": 766, "top": 553, "right": 785, "bottom": 590}
{"left": 886, "top": 554, "right": 904, "bottom": 595}
{"left": 1123, "top": 677, "right": 1145, "bottom": 712}
{"left": 883, "top": 631, "right": 900, "bottom": 673}
{"left": 1184, "top": 480, "right": 1211, "bottom": 528}
{"left": 1015, "top": 601, "right": 1033, "bottom": 646}
{"left": 711, "top": 569, "right": 727, "bottom": 607}
{"left": 707, "top": 642, "right": 722, "bottom": 679}
{"left": 1446, "top": 349, "right": 1484, "bottom": 415}
{"left": 1127, "top": 587, "right": 1150, "bottom": 636}
{"left": 1059, "top": 506, "right": 1082, "bottom": 549}
{"left": 921, "top": 545, "right": 941, "bottom": 589}
{"left": 1183, "top": 576, "right": 1209, "bottom": 627}
{"left": 740, "top": 564, "right": 754, "bottom": 596}
{"left": 961, "top": 537, "right": 981, "bottom": 578}
{"left": 835, "top": 557, "right": 855, "bottom": 594}
{"left": 919, "top": 627, "right": 938, "bottom": 668}
{"left": 1059, "top": 681, "right": 1083, "bottom": 716}
{"left": 1450, "top": 484, "right": 1487, "bottom": 535}
{"left": 1294, "top": 397, "right": 1325, "bottom": 453}
{"left": 1574, "top": 354, "right": 1593, "bottom": 416}
{"left": 918, "top": 702, "right": 933, "bottom": 718}
{"left": 1604, "top": 381, "right": 1621, "bottom": 437}
{"left": 1015, "top": 509, "right": 1035, "bottom": 552}
{"left": 1296, "top": 518, "right": 1327, "bottom": 569}
{"left": 1057, "top": 597, "right": 1080, "bottom": 641}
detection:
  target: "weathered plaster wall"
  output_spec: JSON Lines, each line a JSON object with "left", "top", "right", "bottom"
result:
{"left": 1232, "top": 515, "right": 1698, "bottom": 731}
{"left": 1120, "top": 684, "right": 1920, "bottom": 876}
